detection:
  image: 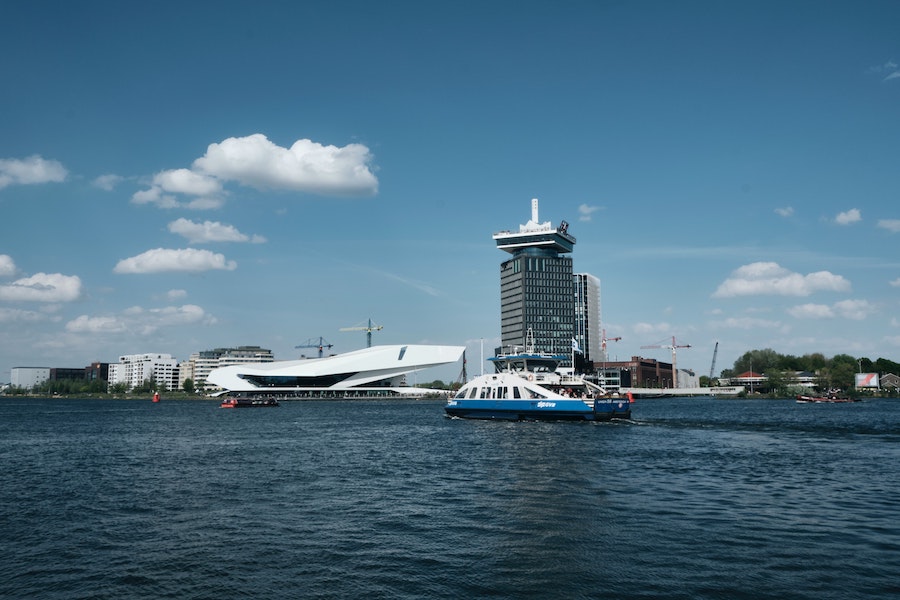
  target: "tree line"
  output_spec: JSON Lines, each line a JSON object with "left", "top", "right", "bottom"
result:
{"left": 718, "top": 349, "right": 900, "bottom": 395}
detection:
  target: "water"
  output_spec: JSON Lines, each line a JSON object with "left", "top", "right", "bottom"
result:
{"left": 1, "top": 397, "right": 898, "bottom": 599}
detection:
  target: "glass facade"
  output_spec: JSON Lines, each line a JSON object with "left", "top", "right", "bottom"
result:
{"left": 500, "top": 248, "right": 574, "bottom": 356}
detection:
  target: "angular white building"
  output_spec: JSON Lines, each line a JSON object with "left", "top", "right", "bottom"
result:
{"left": 207, "top": 344, "right": 465, "bottom": 399}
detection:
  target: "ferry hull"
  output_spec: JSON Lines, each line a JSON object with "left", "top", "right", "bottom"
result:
{"left": 445, "top": 399, "right": 631, "bottom": 421}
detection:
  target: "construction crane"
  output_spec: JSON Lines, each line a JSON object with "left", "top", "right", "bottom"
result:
{"left": 641, "top": 336, "right": 691, "bottom": 389}
{"left": 295, "top": 336, "right": 333, "bottom": 358}
{"left": 339, "top": 318, "right": 383, "bottom": 348}
{"left": 601, "top": 329, "right": 622, "bottom": 361}
{"left": 709, "top": 341, "right": 719, "bottom": 380}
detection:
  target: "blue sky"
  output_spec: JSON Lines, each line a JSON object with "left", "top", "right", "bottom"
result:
{"left": 2, "top": 0, "right": 899, "bottom": 384}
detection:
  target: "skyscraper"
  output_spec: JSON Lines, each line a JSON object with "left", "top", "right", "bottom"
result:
{"left": 493, "top": 199, "right": 576, "bottom": 356}
{"left": 573, "top": 272, "right": 602, "bottom": 362}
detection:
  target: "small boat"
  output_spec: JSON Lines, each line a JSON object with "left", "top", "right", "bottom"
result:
{"left": 796, "top": 394, "right": 860, "bottom": 404}
{"left": 445, "top": 371, "right": 631, "bottom": 421}
{"left": 220, "top": 397, "right": 280, "bottom": 408}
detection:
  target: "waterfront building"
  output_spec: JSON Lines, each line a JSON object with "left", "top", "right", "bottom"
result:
{"left": 182, "top": 346, "right": 275, "bottom": 392}
{"left": 110, "top": 353, "right": 179, "bottom": 391}
{"left": 10, "top": 367, "right": 50, "bottom": 389}
{"left": 494, "top": 199, "right": 576, "bottom": 358}
{"left": 207, "top": 344, "right": 465, "bottom": 398}
{"left": 573, "top": 273, "right": 602, "bottom": 364}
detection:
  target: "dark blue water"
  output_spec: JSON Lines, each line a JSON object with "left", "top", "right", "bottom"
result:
{"left": 1, "top": 397, "right": 898, "bottom": 599}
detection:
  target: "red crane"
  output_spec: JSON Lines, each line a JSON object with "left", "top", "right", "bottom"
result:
{"left": 640, "top": 336, "right": 691, "bottom": 389}
{"left": 601, "top": 329, "right": 622, "bottom": 361}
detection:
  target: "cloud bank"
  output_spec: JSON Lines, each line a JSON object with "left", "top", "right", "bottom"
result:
{"left": 114, "top": 248, "right": 238, "bottom": 274}
{"left": 0, "top": 273, "right": 82, "bottom": 302}
{"left": 132, "top": 133, "right": 378, "bottom": 208}
{"left": 168, "top": 218, "right": 266, "bottom": 244}
{"left": 0, "top": 155, "right": 67, "bottom": 189}
{"left": 66, "top": 304, "right": 215, "bottom": 335}
{"left": 713, "top": 262, "right": 851, "bottom": 298}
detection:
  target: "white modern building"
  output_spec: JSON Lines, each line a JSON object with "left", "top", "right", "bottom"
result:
{"left": 109, "top": 353, "right": 179, "bottom": 390}
{"left": 180, "top": 346, "right": 275, "bottom": 392}
{"left": 207, "top": 344, "right": 465, "bottom": 399}
{"left": 11, "top": 367, "right": 50, "bottom": 389}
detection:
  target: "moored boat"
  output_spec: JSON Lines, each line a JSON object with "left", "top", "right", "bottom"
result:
{"left": 220, "top": 397, "right": 280, "bottom": 408}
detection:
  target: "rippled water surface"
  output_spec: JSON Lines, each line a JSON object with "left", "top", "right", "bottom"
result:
{"left": 2, "top": 397, "right": 898, "bottom": 599}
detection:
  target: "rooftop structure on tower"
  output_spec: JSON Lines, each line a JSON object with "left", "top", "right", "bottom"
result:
{"left": 493, "top": 198, "right": 576, "bottom": 255}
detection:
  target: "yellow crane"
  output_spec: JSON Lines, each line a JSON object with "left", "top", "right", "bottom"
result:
{"left": 340, "top": 318, "right": 383, "bottom": 348}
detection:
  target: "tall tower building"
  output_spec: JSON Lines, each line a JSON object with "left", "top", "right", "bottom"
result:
{"left": 493, "top": 199, "right": 576, "bottom": 356}
{"left": 573, "top": 273, "right": 602, "bottom": 362}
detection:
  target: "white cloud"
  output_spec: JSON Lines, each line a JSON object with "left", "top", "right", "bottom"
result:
{"left": 787, "top": 303, "right": 834, "bottom": 319}
{"left": 578, "top": 204, "right": 603, "bottom": 222}
{"left": 870, "top": 60, "right": 900, "bottom": 82}
{"left": 66, "top": 304, "right": 215, "bottom": 335}
{"left": 167, "top": 289, "right": 187, "bottom": 300}
{"left": 877, "top": 219, "right": 900, "bottom": 233}
{"left": 167, "top": 218, "right": 266, "bottom": 244}
{"left": 774, "top": 206, "right": 794, "bottom": 217}
{"left": 716, "top": 316, "right": 783, "bottom": 329}
{"left": 66, "top": 314, "right": 129, "bottom": 333}
{"left": 131, "top": 134, "right": 377, "bottom": 209}
{"left": 154, "top": 168, "right": 222, "bottom": 196}
{"left": 193, "top": 134, "right": 378, "bottom": 196}
{"left": 712, "top": 262, "right": 851, "bottom": 298}
{"left": 0, "top": 254, "right": 15, "bottom": 277}
{"left": 787, "top": 299, "right": 876, "bottom": 320}
{"left": 0, "top": 272, "right": 82, "bottom": 302}
{"left": 113, "top": 248, "right": 237, "bottom": 274}
{"left": 890, "top": 278, "right": 900, "bottom": 287}
{"left": 835, "top": 208, "right": 861, "bottom": 225}
{"left": 93, "top": 174, "right": 124, "bottom": 191}
{"left": 0, "top": 155, "right": 68, "bottom": 189}
{"left": 132, "top": 169, "right": 223, "bottom": 209}
{"left": 833, "top": 299, "right": 876, "bottom": 320}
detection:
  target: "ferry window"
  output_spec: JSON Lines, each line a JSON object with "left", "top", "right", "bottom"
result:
{"left": 454, "top": 389, "right": 466, "bottom": 399}
{"left": 513, "top": 387, "right": 521, "bottom": 399}
{"left": 468, "top": 387, "right": 478, "bottom": 399}
{"left": 499, "top": 386, "right": 508, "bottom": 399}
{"left": 479, "top": 387, "right": 488, "bottom": 399}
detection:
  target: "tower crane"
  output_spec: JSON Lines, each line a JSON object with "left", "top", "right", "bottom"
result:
{"left": 709, "top": 341, "right": 719, "bottom": 380}
{"left": 601, "top": 329, "right": 622, "bottom": 361}
{"left": 295, "top": 336, "right": 333, "bottom": 358}
{"left": 339, "top": 318, "right": 383, "bottom": 348}
{"left": 641, "top": 336, "right": 691, "bottom": 389}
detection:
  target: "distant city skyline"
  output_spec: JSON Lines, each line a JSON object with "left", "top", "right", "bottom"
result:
{"left": 2, "top": 2, "right": 900, "bottom": 385}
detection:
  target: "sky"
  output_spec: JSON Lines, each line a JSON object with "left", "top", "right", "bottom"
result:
{"left": 1, "top": 0, "right": 899, "bottom": 385}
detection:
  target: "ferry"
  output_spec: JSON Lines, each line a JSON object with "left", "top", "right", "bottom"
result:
{"left": 445, "top": 338, "right": 631, "bottom": 421}
{"left": 220, "top": 397, "right": 280, "bottom": 408}
{"left": 445, "top": 371, "right": 631, "bottom": 421}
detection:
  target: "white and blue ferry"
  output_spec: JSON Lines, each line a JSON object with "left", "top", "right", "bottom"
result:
{"left": 445, "top": 347, "right": 632, "bottom": 421}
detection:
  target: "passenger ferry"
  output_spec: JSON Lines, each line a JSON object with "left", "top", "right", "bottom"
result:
{"left": 445, "top": 338, "right": 631, "bottom": 421}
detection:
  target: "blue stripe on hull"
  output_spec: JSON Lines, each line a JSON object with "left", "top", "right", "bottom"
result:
{"left": 444, "top": 399, "right": 631, "bottom": 421}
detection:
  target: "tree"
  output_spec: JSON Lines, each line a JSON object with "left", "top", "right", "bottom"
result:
{"left": 183, "top": 378, "right": 195, "bottom": 394}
